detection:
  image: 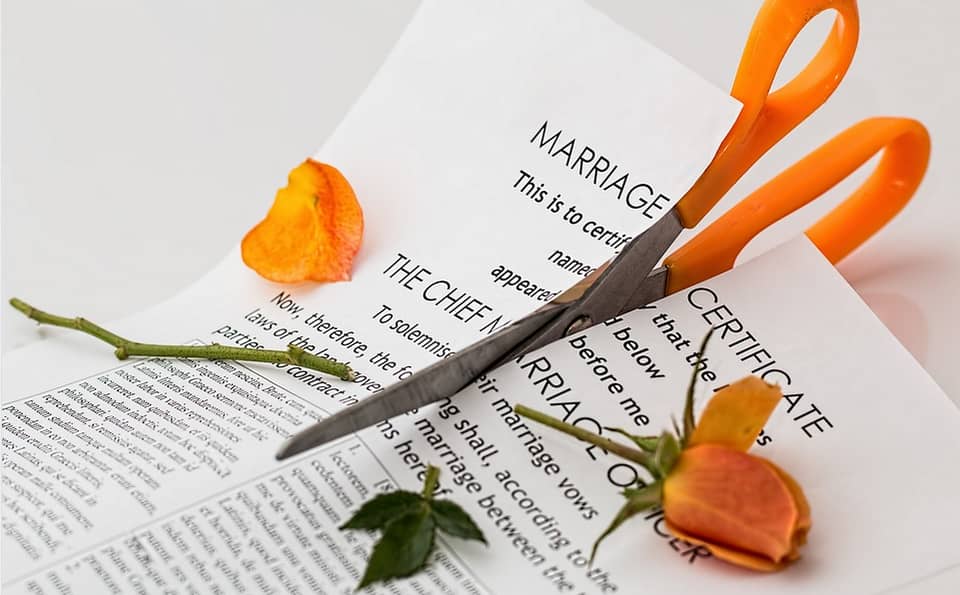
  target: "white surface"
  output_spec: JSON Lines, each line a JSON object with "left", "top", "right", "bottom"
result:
{"left": 3, "top": 0, "right": 959, "bottom": 404}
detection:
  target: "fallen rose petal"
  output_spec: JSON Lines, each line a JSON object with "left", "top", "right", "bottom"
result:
{"left": 241, "top": 186, "right": 324, "bottom": 283}
{"left": 242, "top": 159, "right": 363, "bottom": 283}
{"left": 688, "top": 376, "right": 781, "bottom": 451}
{"left": 303, "top": 161, "right": 364, "bottom": 282}
{"left": 663, "top": 444, "right": 800, "bottom": 566}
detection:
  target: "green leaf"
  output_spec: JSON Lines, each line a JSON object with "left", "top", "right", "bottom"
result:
{"left": 603, "top": 427, "right": 660, "bottom": 453}
{"left": 432, "top": 500, "right": 487, "bottom": 544}
{"left": 653, "top": 431, "right": 680, "bottom": 477}
{"left": 590, "top": 482, "right": 662, "bottom": 565}
{"left": 340, "top": 491, "right": 422, "bottom": 531}
{"left": 345, "top": 466, "right": 486, "bottom": 589}
{"left": 357, "top": 506, "right": 436, "bottom": 589}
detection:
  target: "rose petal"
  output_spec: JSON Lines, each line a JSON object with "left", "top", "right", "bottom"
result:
{"left": 665, "top": 521, "right": 785, "bottom": 572}
{"left": 241, "top": 186, "right": 323, "bottom": 283}
{"left": 241, "top": 159, "right": 363, "bottom": 283}
{"left": 663, "top": 444, "right": 799, "bottom": 565}
{"left": 303, "top": 161, "right": 363, "bottom": 282}
{"left": 689, "top": 376, "right": 781, "bottom": 451}
{"left": 761, "top": 459, "right": 811, "bottom": 558}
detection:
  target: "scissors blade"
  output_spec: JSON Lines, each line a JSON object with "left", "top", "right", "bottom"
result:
{"left": 509, "top": 209, "right": 683, "bottom": 355}
{"left": 277, "top": 209, "right": 682, "bottom": 460}
{"left": 276, "top": 304, "right": 566, "bottom": 460}
{"left": 619, "top": 265, "right": 669, "bottom": 314}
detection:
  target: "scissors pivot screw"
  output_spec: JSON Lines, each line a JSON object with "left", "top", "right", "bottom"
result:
{"left": 565, "top": 315, "right": 593, "bottom": 336}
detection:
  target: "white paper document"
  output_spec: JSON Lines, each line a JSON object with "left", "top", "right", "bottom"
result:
{"left": 3, "top": 1, "right": 958, "bottom": 593}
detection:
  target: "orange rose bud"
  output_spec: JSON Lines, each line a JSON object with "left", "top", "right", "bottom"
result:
{"left": 242, "top": 160, "right": 363, "bottom": 283}
{"left": 663, "top": 444, "right": 807, "bottom": 571}
{"left": 661, "top": 377, "right": 810, "bottom": 571}
{"left": 515, "top": 372, "right": 811, "bottom": 573}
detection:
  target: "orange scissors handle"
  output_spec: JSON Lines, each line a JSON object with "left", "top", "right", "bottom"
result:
{"left": 677, "top": 0, "right": 860, "bottom": 227}
{"left": 664, "top": 117, "right": 930, "bottom": 294}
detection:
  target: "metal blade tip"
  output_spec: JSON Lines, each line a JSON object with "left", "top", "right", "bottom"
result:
{"left": 276, "top": 431, "right": 322, "bottom": 461}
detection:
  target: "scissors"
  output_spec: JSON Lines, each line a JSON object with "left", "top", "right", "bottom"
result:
{"left": 277, "top": 0, "right": 930, "bottom": 460}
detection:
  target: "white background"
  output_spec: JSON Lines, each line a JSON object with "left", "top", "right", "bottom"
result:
{"left": 3, "top": 1, "right": 958, "bottom": 393}
{"left": 2, "top": 2, "right": 959, "bottom": 591}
